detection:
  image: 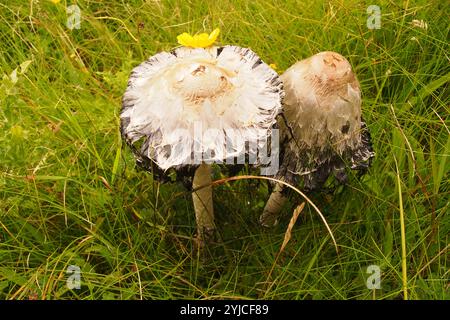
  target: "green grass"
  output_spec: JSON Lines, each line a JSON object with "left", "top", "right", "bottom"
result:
{"left": 0, "top": 0, "right": 448, "bottom": 300}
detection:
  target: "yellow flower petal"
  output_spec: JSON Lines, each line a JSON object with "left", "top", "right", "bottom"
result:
{"left": 197, "top": 33, "right": 209, "bottom": 40}
{"left": 177, "top": 33, "right": 194, "bottom": 47}
{"left": 176, "top": 28, "right": 220, "bottom": 48}
{"left": 208, "top": 28, "right": 220, "bottom": 41}
{"left": 195, "top": 33, "right": 211, "bottom": 47}
{"left": 269, "top": 63, "right": 277, "bottom": 70}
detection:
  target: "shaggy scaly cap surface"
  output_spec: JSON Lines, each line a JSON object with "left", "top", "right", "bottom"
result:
{"left": 121, "top": 44, "right": 284, "bottom": 171}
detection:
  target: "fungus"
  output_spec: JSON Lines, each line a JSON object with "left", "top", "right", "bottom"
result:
{"left": 120, "top": 29, "right": 283, "bottom": 245}
{"left": 260, "top": 51, "right": 375, "bottom": 226}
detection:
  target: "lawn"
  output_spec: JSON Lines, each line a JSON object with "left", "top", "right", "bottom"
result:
{"left": 0, "top": 0, "right": 448, "bottom": 300}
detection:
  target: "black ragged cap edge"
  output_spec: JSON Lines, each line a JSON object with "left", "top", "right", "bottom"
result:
{"left": 119, "top": 120, "right": 203, "bottom": 189}
{"left": 350, "top": 120, "right": 375, "bottom": 171}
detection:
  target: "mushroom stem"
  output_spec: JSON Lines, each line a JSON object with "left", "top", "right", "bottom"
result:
{"left": 192, "top": 162, "right": 215, "bottom": 245}
{"left": 260, "top": 183, "right": 286, "bottom": 227}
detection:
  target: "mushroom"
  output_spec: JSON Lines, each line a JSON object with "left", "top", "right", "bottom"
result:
{"left": 260, "top": 51, "right": 375, "bottom": 226}
{"left": 120, "top": 32, "right": 283, "bottom": 246}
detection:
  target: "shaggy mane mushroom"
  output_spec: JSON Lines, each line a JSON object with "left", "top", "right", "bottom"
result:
{"left": 120, "top": 35, "right": 284, "bottom": 246}
{"left": 260, "top": 51, "right": 375, "bottom": 227}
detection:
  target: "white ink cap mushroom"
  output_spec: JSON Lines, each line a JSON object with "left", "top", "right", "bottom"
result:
{"left": 120, "top": 28, "right": 284, "bottom": 246}
{"left": 261, "top": 51, "right": 375, "bottom": 227}
{"left": 120, "top": 45, "right": 283, "bottom": 172}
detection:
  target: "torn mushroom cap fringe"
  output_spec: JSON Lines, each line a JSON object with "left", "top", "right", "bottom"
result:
{"left": 276, "top": 51, "right": 374, "bottom": 189}
{"left": 120, "top": 46, "right": 284, "bottom": 177}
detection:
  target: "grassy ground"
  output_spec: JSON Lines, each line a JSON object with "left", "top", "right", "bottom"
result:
{"left": 0, "top": 0, "right": 448, "bottom": 300}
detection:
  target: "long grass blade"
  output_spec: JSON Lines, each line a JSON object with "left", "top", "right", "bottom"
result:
{"left": 394, "top": 156, "right": 408, "bottom": 300}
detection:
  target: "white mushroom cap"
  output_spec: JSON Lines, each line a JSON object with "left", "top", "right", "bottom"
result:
{"left": 281, "top": 51, "right": 362, "bottom": 155}
{"left": 121, "top": 46, "right": 283, "bottom": 172}
{"left": 276, "top": 51, "right": 374, "bottom": 189}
